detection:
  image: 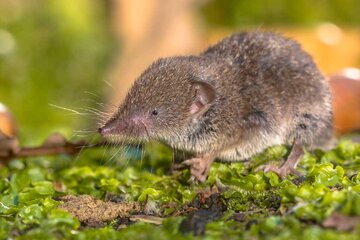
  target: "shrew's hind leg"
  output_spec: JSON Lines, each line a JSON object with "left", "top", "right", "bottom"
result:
{"left": 264, "top": 140, "right": 304, "bottom": 178}
{"left": 265, "top": 111, "right": 332, "bottom": 178}
{"left": 183, "top": 154, "right": 215, "bottom": 183}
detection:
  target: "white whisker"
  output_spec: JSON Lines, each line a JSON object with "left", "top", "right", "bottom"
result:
{"left": 49, "top": 104, "right": 84, "bottom": 115}
{"left": 103, "top": 79, "right": 114, "bottom": 89}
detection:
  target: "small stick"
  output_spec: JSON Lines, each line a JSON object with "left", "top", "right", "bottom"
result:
{"left": 0, "top": 138, "right": 141, "bottom": 163}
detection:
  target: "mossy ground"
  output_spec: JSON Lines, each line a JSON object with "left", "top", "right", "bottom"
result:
{"left": 1, "top": 138, "right": 360, "bottom": 239}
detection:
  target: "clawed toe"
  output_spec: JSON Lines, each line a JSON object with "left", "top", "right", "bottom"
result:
{"left": 264, "top": 164, "right": 303, "bottom": 178}
{"left": 182, "top": 156, "right": 214, "bottom": 183}
{"left": 264, "top": 141, "right": 304, "bottom": 178}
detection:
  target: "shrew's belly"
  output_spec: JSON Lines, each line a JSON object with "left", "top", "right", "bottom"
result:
{"left": 217, "top": 133, "right": 285, "bottom": 162}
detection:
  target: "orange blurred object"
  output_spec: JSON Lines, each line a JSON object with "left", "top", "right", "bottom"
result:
{"left": 329, "top": 68, "right": 360, "bottom": 135}
{"left": 0, "top": 103, "right": 17, "bottom": 138}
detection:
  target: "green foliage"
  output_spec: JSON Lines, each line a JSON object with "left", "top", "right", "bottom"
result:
{"left": 0, "top": 139, "right": 360, "bottom": 239}
{"left": 201, "top": 0, "right": 360, "bottom": 27}
{"left": 0, "top": 0, "right": 114, "bottom": 142}
{"left": 1, "top": 1, "right": 360, "bottom": 239}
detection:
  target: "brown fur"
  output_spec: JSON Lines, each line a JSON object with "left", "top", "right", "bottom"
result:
{"left": 100, "top": 31, "right": 333, "bottom": 162}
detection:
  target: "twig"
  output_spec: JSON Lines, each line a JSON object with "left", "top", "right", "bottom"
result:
{"left": 8, "top": 140, "right": 110, "bottom": 158}
{"left": 0, "top": 133, "right": 141, "bottom": 163}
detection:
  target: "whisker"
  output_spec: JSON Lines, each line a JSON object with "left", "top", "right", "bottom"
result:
{"left": 83, "top": 91, "right": 102, "bottom": 100}
{"left": 96, "top": 102, "right": 117, "bottom": 110}
{"left": 74, "top": 134, "right": 97, "bottom": 163}
{"left": 100, "top": 139, "right": 112, "bottom": 164}
{"left": 106, "top": 145, "right": 122, "bottom": 166}
{"left": 77, "top": 107, "right": 107, "bottom": 118}
{"left": 49, "top": 104, "right": 85, "bottom": 115}
{"left": 123, "top": 144, "right": 132, "bottom": 167}
{"left": 103, "top": 79, "right": 114, "bottom": 89}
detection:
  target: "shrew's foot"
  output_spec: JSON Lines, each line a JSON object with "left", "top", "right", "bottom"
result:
{"left": 264, "top": 141, "right": 304, "bottom": 178}
{"left": 183, "top": 155, "right": 214, "bottom": 182}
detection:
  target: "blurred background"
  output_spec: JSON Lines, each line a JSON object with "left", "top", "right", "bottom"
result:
{"left": 0, "top": 0, "right": 359, "bottom": 144}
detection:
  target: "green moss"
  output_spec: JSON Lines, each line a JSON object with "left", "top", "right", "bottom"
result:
{"left": 1, "top": 139, "right": 360, "bottom": 239}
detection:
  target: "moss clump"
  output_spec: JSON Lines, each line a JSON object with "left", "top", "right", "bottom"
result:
{"left": 1, "top": 139, "right": 360, "bottom": 239}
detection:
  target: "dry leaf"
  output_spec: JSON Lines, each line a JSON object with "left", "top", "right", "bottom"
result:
{"left": 323, "top": 212, "right": 360, "bottom": 231}
{"left": 129, "top": 215, "right": 164, "bottom": 225}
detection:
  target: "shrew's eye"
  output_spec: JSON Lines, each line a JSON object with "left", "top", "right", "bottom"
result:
{"left": 152, "top": 109, "right": 158, "bottom": 116}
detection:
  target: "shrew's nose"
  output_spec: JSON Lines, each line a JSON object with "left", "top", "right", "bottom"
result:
{"left": 98, "top": 126, "right": 105, "bottom": 135}
{"left": 98, "top": 119, "right": 118, "bottom": 136}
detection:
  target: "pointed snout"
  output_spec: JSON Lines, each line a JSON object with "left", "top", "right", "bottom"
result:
{"left": 98, "top": 118, "right": 122, "bottom": 136}
{"left": 98, "top": 125, "right": 110, "bottom": 136}
{"left": 98, "top": 114, "right": 148, "bottom": 137}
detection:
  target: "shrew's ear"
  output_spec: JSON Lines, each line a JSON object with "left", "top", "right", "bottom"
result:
{"left": 190, "top": 81, "right": 215, "bottom": 117}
